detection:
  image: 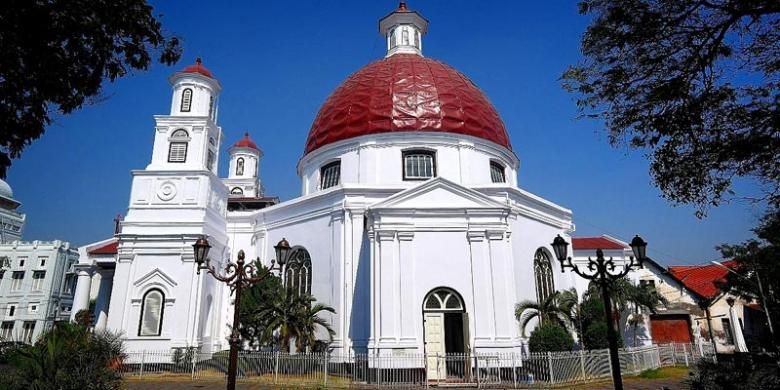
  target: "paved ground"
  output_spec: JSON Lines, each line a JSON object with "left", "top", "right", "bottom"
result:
{"left": 125, "top": 377, "right": 690, "bottom": 389}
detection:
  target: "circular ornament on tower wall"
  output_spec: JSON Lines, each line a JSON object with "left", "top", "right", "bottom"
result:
{"left": 157, "top": 181, "right": 177, "bottom": 201}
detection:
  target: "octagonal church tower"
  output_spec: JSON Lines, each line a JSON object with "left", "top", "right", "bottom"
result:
{"left": 107, "top": 59, "right": 230, "bottom": 352}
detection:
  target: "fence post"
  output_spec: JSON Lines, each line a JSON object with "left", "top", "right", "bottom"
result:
{"left": 475, "top": 354, "right": 481, "bottom": 388}
{"left": 684, "top": 346, "right": 689, "bottom": 367}
{"left": 273, "top": 351, "right": 279, "bottom": 384}
{"left": 323, "top": 353, "right": 329, "bottom": 387}
{"left": 580, "top": 350, "right": 586, "bottom": 381}
{"left": 606, "top": 350, "right": 613, "bottom": 382}
{"left": 547, "top": 352, "right": 554, "bottom": 385}
{"left": 425, "top": 353, "right": 429, "bottom": 389}
{"left": 511, "top": 352, "right": 518, "bottom": 389}
{"left": 140, "top": 350, "right": 145, "bottom": 377}
{"left": 191, "top": 352, "right": 196, "bottom": 381}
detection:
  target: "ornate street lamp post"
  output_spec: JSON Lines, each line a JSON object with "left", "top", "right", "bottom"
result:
{"left": 192, "top": 236, "right": 291, "bottom": 390}
{"left": 550, "top": 234, "right": 648, "bottom": 390}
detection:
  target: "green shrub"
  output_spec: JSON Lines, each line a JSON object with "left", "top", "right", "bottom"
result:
{"left": 0, "top": 322, "right": 125, "bottom": 390}
{"left": 688, "top": 356, "right": 780, "bottom": 390}
{"left": 528, "top": 323, "right": 575, "bottom": 352}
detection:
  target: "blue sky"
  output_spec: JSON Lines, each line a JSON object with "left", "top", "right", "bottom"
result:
{"left": 6, "top": 1, "right": 766, "bottom": 265}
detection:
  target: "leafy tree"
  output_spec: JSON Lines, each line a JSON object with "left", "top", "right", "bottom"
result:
{"left": 0, "top": 0, "right": 182, "bottom": 177}
{"left": 528, "top": 322, "right": 575, "bottom": 353}
{"left": 717, "top": 213, "right": 780, "bottom": 346}
{"left": 238, "top": 262, "right": 284, "bottom": 349}
{"left": 557, "top": 287, "right": 586, "bottom": 343}
{"left": 515, "top": 291, "right": 573, "bottom": 336}
{"left": 562, "top": 0, "right": 780, "bottom": 218}
{"left": 0, "top": 322, "right": 125, "bottom": 389}
{"left": 580, "top": 295, "right": 623, "bottom": 349}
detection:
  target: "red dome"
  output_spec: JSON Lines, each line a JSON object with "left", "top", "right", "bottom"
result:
{"left": 304, "top": 54, "right": 511, "bottom": 155}
{"left": 180, "top": 58, "right": 214, "bottom": 79}
{"left": 233, "top": 133, "right": 259, "bottom": 151}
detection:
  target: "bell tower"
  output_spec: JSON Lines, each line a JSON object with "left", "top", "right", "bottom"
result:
{"left": 224, "top": 133, "right": 263, "bottom": 198}
{"left": 109, "top": 58, "right": 229, "bottom": 352}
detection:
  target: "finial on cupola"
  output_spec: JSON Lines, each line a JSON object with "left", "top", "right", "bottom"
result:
{"left": 398, "top": 1, "right": 408, "bottom": 11}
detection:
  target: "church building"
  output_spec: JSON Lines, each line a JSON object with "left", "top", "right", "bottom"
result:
{"left": 73, "top": 2, "right": 587, "bottom": 367}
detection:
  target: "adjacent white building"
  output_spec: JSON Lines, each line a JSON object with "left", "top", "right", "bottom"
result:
{"left": 70, "top": 3, "right": 655, "bottom": 371}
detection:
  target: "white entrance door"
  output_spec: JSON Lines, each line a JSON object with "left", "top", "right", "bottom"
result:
{"left": 424, "top": 312, "right": 446, "bottom": 380}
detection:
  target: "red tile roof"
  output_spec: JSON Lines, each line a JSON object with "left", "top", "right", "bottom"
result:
{"left": 668, "top": 260, "right": 736, "bottom": 299}
{"left": 232, "top": 133, "right": 259, "bottom": 151}
{"left": 572, "top": 236, "right": 627, "bottom": 250}
{"left": 88, "top": 241, "right": 118, "bottom": 255}
{"left": 180, "top": 58, "right": 215, "bottom": 79}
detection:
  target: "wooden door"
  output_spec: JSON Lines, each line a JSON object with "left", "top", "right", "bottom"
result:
{"left": 424, "top": 312, "right": 446, "bottom": 380}
{"left": 650, "top": 314, "right": 693, "bottom": 344}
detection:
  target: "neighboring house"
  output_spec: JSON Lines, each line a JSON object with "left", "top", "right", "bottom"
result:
{"left": 0, "top": 240, "right": 79, "bottom": 343}
{"left": 636, "top": 259, "right": 770, "bottom": 352}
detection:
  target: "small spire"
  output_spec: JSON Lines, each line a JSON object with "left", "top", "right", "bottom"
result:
{"left": 398, "top": 1, "right": 408, "bottom": 11}
{"left": 244, "top": 132, "right": 249, "bottom": 137}
{"left": 195, "top": 57, "right": 202, "bottom": 65}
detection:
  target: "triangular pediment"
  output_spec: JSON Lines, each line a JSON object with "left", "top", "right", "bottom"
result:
{"left": 370, "top": 177, "right": 508, "bottom": 210}
{"left": 133, "top": 268, "right": 178, "bottom": 288}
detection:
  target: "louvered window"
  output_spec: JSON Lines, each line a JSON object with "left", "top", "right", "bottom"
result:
{"left": 168, "top": 129, "right": 189, "bottom": 163}
{"left": 320, "top": 161, "right": 341, "bottom": 189}
{"left": 402, "top": 27, "right": 410, "bottom": 45}
{"left": 139, "top": 289, "right": 165, "bottom": 336}
{"left": 490, "top": 161, "right": 506, "bottom": 183}
{"left": 181, "top": 88, "right": 193, "bottom": 112}
{"left": 403, "top": 150, "right": 436, "bottom": 180}
{"left": 390, "top": 28, "right": 397, "bottom": 48}
{"left": 236, "top": 157, "right": 245, "bottom": 176}
{"left": 207, "top": 150, "right": 215, "bottom": 170}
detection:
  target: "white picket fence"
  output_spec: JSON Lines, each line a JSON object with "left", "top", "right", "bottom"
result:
{"left": 120, "top": 342, "right": 712, "bottom": 388}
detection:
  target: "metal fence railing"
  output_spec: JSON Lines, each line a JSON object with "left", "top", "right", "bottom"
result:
{"left": 120, "top": 342, "right": 711, "bottom": 388}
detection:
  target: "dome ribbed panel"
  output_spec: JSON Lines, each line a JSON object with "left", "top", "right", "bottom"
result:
{"left": 304, "top": 54, "right": 511, "bottom": 155}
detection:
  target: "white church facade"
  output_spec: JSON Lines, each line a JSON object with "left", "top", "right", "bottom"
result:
{"left": 71, "top": 2, "right": 617, "bottom": 359}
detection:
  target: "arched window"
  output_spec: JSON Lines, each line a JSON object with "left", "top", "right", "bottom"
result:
{"left": 490, "top": 161, "right": 506, "bottom": 183}
{"left": 138, "top": 289, "right": 165, "bottom": 336}
{"left": 423, "top": 288, "right": 464, "bottom": 312}
{"left": 402, "top": 27, "right": 410, "bottom": 45}
{"left": 180, "top": 88, "right": 193, "bottom": 112}
{"left": 168, "top": 129, "right": 189, "bottom": 163}
{"left": 414, "top": 30, "right": 420, "bottom": 48}
{"left": 236, "top": 157, "right": 245, "bottom": 176}
{"left": 390, "top": 28, "right": 397, "bottom": 48}
{"left": 534, "top": 249, "right": 555, "bottom": 303}
{"left": 284, "top": 246, "right": 312, "bottom": 297}
{"left": 403, "top": 150, "right": 436, "bottom": 180}
{"left": 208, "top": 95, "right": 215, "bottom": 119}
{"left": 320, "top": 160, "right": 341, "bottom": 189}
{"left": 230, "top": 187, "right": 243, "bottom": 195}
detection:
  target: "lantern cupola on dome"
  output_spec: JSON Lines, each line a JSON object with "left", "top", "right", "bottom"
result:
{"left": 168, "top": 58, "right": 221, "bottom": 120}
{"left": 380, "top": 1, "right": 428, "bottom": 57}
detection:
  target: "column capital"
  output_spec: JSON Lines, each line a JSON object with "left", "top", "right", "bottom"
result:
{"left": 376, "top": 230, "right": 396, "bottom": 242}
{"left": 486, "top": 230, "right": 506, "bottom": 241}
{"left": 397, "top": 231, "right": 415, "bottom": 241}
{"left": 467, "top": 230, "right": 486, "bottom": 242}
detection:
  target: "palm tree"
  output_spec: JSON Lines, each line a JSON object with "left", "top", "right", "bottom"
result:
{"left": 557, "top": 288, "right": 586, "bottom": 344}
{"left": 295, "top": 296, "right": 336, "bottom": 352}
{"left": 258, "top": 292, "right": 336, "bottom": 353}
{"left": 515, "top": 291, "right": 572, "bottom": 336}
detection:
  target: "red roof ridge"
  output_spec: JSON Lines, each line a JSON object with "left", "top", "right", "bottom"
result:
{"left": 88, "top": 240, "right": 118, "bottom": 255}
{"left": 572, "top": 235, "right": 628, "bottom": 250}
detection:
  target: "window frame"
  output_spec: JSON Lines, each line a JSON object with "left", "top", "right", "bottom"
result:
{"left": 230, "top": 187, "right": 244, "bottom": 195}
{"left": 180, "top": 88, "right": 193, "bottom": 112}
{"left": 490, "top": 161, "right": 506, "bottom": 183}
{"left": 31, "top": 271, "right": 45, "bottom": 291}
{"left": 138, "top": 289, "right": 166, "bottom": 337}
{"left": 319, "top": 160, "right": 341, "bottom": 190}
{"left": 11, "top": 271, "right": 24, "bottom": 291}
{"left": 284, "top": 246, "right": 312, "bottom": 297}
{"left": 167, "top": 129, "right": 190, "bottom": 163}
{"left": 402, "top": 150, "right": 437, "bottom": 181}
{"left": 533, "top": 248, "right": 555, "bottom": 304}
{"left": 236, "top": 157, "right": 245, "bottom": 176}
